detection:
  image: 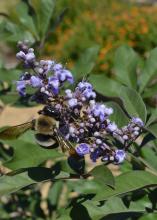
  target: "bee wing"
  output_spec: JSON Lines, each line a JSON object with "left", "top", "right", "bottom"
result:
{"left": 56, "top": 132, "right": 77, "bottom": 156}
{"left": 0, "top": 121, "right": 34, "bottom": 140}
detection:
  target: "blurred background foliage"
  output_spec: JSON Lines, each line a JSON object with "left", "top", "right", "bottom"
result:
{"left": 1, "top": 0, "right": 157, "bottom": 72}
{"left": 47, "top": 0, "right": 157, "bottom": 74}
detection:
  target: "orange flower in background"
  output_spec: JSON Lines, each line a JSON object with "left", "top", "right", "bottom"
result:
{"left": 45, "top": 0, "right": 157, "bottom": 73}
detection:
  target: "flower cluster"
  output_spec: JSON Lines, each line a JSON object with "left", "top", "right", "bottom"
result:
{"left": 16, "top": 41, "right": 73, "bottom": 99}
{"left": 16, "top": 41, "right": 144, "bottom": 165}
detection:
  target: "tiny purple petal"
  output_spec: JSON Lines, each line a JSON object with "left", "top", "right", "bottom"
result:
{"left": 30, "top": 76, "right": 42, "bottom": 88}
{"left": 132, "top": 117, "right": 144, "bottom": 127}
{"left": 16, "top": 81, "right": 26, "bottom": 96}
{"left": 106, "top": 122, "right": 117, "bottom": 132}
{"left": 16, "top": 51, "right": 26, "bottom": 60}
{"left": 68, "top": 98, "right": 78, "bottom": 107}
{"left": 53, "top": 63, "right": 63, "bottom": 72}
{"left": 114, "top": 150, "right": 126, "bottom": 164}
{"left": 75, "top": 143, "right": 90, "bottom": 156}
{"left": 48, "top": 77, "right": 60, "bottom": 89}
{"left": 25, "top": 52, "right": 35, "bottom": 62}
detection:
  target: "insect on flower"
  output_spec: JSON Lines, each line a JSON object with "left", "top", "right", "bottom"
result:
{"left": 0, "top": 105, "right": 77, "bottom": 157}
{"left": 0, "top": 41, "right": 145, "bottom": 166}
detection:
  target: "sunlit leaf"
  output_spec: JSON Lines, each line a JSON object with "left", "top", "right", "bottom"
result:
{"left": 107, "top": 101, "right": 129, "bottom": 127}
{"left": 29, "top": 0, "right": 55, "bottom": 38}
{"left": 93, "top": 171, "right": 157, "bottom": 201}
{"left": 139, "top": 47, "right": 157, "bottom": 93}
{"left": 3, "top": 139, "right": 63, "bottom": 170}
{"left": 72, "top": 45, "right": 100, "bottom": 78}
{"left": 114, "top": 45, "right": 139, "bottom": 89}
{"left": 82, "top": 197, "right": 145, "bottom": 220}
{"left": 89, "top": 165, "right": 115, "bottom": 188}
{"left": 119, "top": 86, "right": 147, "bottom": 123}
{"left": 0, "top": 167, "right": 69, "bottom": 196}
{"left": 89, "top": 74, "right": 121, "bottom": 97}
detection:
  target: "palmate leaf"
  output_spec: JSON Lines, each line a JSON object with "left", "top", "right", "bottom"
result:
{"left": 93, "top": 171, "right": 157, "bottom": 201}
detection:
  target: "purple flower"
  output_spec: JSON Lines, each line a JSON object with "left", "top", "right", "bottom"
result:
{"left": 114, "top": 150, "right": 126, "bottom": 164}
{"left": 54, "top": 68, "right": 74, "bottom": 84}
{"left": 75, "top": 143, "right": 90, "bottom": 156}
{"left": 68, "top": 98, "right": 78, "bottom": 108}
{"left": 63, "top": 70, "right": 74, "bottom": 83}
{"left": 30, "top": 76, "right": 42, "bottom": 88}
{"left": 25, "top": 52, "right": 35, "bottom": 62}
{"left": 104, "top": 107, "right": 113, "bottom": 115}
{"left": 16, "top": 51, "right": 26, "bottom": 60}
{"left": 132, "top": 117, "right": 144, "bottom": 127}
{"left": 90, "top": 148, "right": 102, "bottom": 162}
{"left": 16, "top": 81, "right": 26, "bottom": 96}
{"left": 106, "top": 122, "right": 117, "bottom": 132}
{"left": 78, "top": 81, "right": 93, "bottom": 90}
{"left": 53, "top": 63, "right": 63, "bottom": 72}
{"left": 48, "top": 77, "right": 59, "bottom": 88}
{"left": 39, "top": 60, "right": 54, "bottom": 74}
{"left": 65, "top": 89, "right": 73, "bottom": 98}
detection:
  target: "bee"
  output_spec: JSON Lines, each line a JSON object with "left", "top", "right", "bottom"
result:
{"left": 0, "top": 105, "right": 77, "bottom": 156}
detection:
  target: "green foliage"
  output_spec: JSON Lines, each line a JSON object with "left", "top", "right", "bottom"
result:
{"left": 72, "top": 45, "right": 100, "bottom": 79}
{"left": 1, "top": 1, "right": 157, "bottom": 219}
{"left": 28, "top": 0, "right": 56, "bottom": 39}
{"left": 119, "top": 86, "right": 147, "bottom": 123}
{"left": 3, "top": 139, "right": 63, "bottom": 170}
{"left": 139, "top": 47, "right": 157, "bottom": 93}
{"left": 114, "top": 45, "right": 140, "bottom": 89}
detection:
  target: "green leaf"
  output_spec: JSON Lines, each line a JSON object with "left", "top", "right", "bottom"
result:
{"left": 3, "top": 139, "right": 63, "bottom": 170}
{"left": 48, "top": 181, "right": 63, "bottom": 207}
{"left": 29, "top": 0, "right": 55, "bottom": 38}
{"left": 0, "top": 68, "right": 21, "bottom": 83}
{"left": 89, "top": 165, "right": 115, "bottom": 188}
{"left": 82, "top": 197, "right": 145, "bottom": 220}
{"left": 146, "top": 109, "right": 157, "bottom": 127}
{"left": 93, "top": 171, "right": 157, "bottom": 201}
{"left": 119, "top": 86, "right": 147, "bottom": 123}
{"left": 141, "top": 147, "right": 157, "bottom": 171}
{"left": 72, "top": 45, "right": 100, "bottom": 78}
{"left": 146, "top": 123, "right": 157, "bottom": 138}
{"left": 139, "top": 47, "right": 157, "bottom": 93}
{"left": 0, "top": 167, "right": 69, "bottom": 196}
{"left": 142, "top": 83, "right": 157, "bottom": 98}
{"left": 89, "top": 74, "right": 121, "bottom": 97}
{"left": 114, "top": 45, "right": 139, "bottom": 89}
{"left": 139, "top": 214, "right": 157, "bottom": 220}
{"left": 10, "top": 2, "right": 39, "bottom": 40}
{"left": 0, "top": 172, "right": 35, "bottom": 196}
{"left": 107, "top": 102, "right": 129, "bottom": 127}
